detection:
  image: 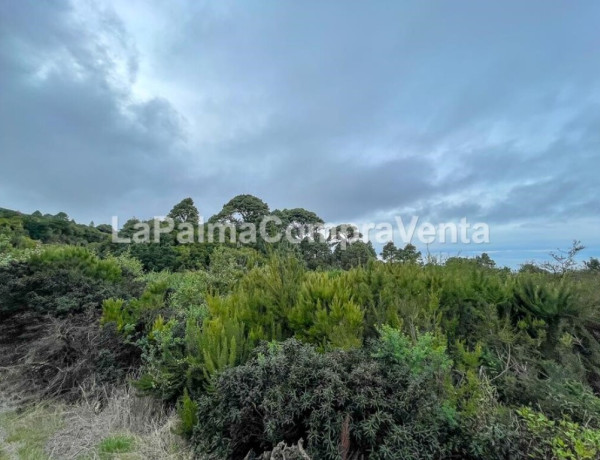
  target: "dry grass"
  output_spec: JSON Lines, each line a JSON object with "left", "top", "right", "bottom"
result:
{"left": 46, "top": 386, "right": 193, "bottom": 459}
{"left": 0, "top": 384, "right": 193, "bottom": 460}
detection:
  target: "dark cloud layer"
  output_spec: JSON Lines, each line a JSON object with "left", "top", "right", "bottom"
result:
{"left": 1, "top": 0, "right": 599, "bottom": 265}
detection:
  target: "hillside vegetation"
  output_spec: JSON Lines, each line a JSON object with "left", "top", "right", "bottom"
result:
{"left": 1, "top": 197, "right": 600, "bottom": 459}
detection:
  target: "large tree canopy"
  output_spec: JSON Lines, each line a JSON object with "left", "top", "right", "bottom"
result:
{"left": 168, "top": 198, "right": 200, "bottom": 224}
{"left": 272, "top": 208, "right": 324, "bottom": 241}
{"left": 272, "top": 208, "right": 323, "bottom": 227}
{"left": 209, "top": 194, "right": 270, "bottom": 225}
{"left": 381, "top": 242, "right": 422, "bottom": 264}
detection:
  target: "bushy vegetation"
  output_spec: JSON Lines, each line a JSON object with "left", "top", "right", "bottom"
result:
{"left": 2, "top": 197, "right": 600, "bottom": 459}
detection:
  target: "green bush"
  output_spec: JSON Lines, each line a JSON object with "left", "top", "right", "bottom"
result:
{"left": 517, "top": 407, "right": 600, "bottom": 459}
{"left": 177, "top": 388, "right": 199, "bottom": 437}
{"left": 289, "top": 272, "right": 363, "bottom": 349}
{"left": 193, "top": 332, "right": 469, "bottom": 459}
{"left": 29, "top": 246, "right": 123, "bottom": 282}
{"left": 0, "top": 247, "right": 140, "bottom": 320}
{"left": 111, "top": 253, "right": 600, "bottom": 455}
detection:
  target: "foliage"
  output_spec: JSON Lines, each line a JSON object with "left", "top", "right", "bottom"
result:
{"left": 333, "top": 240, "right": 376, "bottom": 269}
{"left": 0, "top": 247, "right": 140, "bottom": 320}
{"left": 511, "top": 277, "right": 578, "bottom": 358}
{"left": 298, "top": 237, "right": 332, "bottom": 270}
{"left": 192, "top": 333, "right": 513, "bottom": 459}
{"left": 381, "top": 241, "right": 398, "bottom": 262}
{"left": 372, "top": 325, "right": 451, "bottom": 374}
{"left": 272, "top": 207, "right": 324, "bottom": 242}
{"left": 517, "top": 407, "right": 600, "bottom": 459}
{"left": 127, "top": 241, "right": 179, "bottom": 272}
{"left": 210, "top": 194, "right": 270, "bottom": 225}
{"left": 475, "top": 252, "right": 496, "bottom": 268}
{"left": 381, "top": 242, "right": 422, "bottom": 264}
{"left": 177, "top": 388, "right": 199, "bottom": 437}
{"left": 289, "top": 271, "right": 363, "bottom": 349}
{"left": 584, "top": 257, "right": 600, "bottom": 272}
{"left": 106, "top": 251, "right": 145, "bottom": 278}
{"left": 2, "top": 201, "right": 600, "bottom": 459}
{"left": 0, "top": 207, "right": 110, "bottom": 247}
{"left": 168, "top": 197, "right": 200, "bottom": 224}
{"left": 29, "top": 246, "right": 123, "bottom": 281}
{"left": 208, "top": 245, "right": 265, "bottom": 293}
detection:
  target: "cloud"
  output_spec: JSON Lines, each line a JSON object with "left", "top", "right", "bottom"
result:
{"left": 0, "top": 1, "right": 193, "bottom": 220}
{"left": 1, "top": 0, "right": 599, "bottom": 266}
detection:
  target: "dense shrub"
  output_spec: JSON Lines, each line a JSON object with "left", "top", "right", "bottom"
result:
{"left": 516, "top": 407, "right": 600, "bottom": 459}
{"left": 0, "top": 247, "right": 144, "bottom": 399}
{"left": 0, "top": 247, "right": 142, "bottom": 321}
{"left": 193, "top": 332, "right": 574, "bottom": 459}
{"left": 98, "top": 255, "right": 600, "bottom": 449}
{"left": 192, "top": 332, "right": 503, "bottom": 459}
{"left": 289, "top": 272, "right": 364, "bottom": 349}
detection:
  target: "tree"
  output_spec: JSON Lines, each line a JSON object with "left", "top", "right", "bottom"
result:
{"left": 272, "top": 208, "right": 323, "bottom": 227}
{"left": 168, "top": 198, "right": 199, "bottom": 224}
{"left": 381, "top": 241, "right": 399, "bottom": 262}
{"left": 209, "top": 195, "right": 269, "bottom": 225}
{"left": 475, "top": 252, "right": 496, "bottom": 268}
{"left": 118, "top": 218, "right": 142, "bottom": 239}
{"left": 96, "top": 224, "right": 113, "bottom": 234}
{"left": 327, "top": 224, "right": 362, "bottom": 249}
{"left": 334, "top": 240, "right": 376, "bottom": 269}
{"left": 272, "top": 208, "right": 324, "bottom": 241}
{"left": 540, "top": 240, "right": 585, "bottom": 275}
{"left": 138, "top": 245, "right": 178, "bottom": 271}
{"left": 299, "top": 238, "right": 332, "bottom": 270}
{"left": 584, "top": 257, "right": 600, "bottom": 272}
{"left": 381, "top": 242, "right": 421, "bottom": 264}
{"left": 397, "top": 243, "right": 421, "bottom": 264}
{"left": 518, "top": 262, "right": 547, "bottom": 274}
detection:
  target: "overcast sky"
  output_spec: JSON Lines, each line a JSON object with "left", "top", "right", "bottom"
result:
{"left": 1, "top": 0, "right": 599, "bottom": 266}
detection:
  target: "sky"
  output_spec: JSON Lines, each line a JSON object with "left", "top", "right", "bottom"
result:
{"left": 1, "top": 0, "right": 599, "bottom": 267}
